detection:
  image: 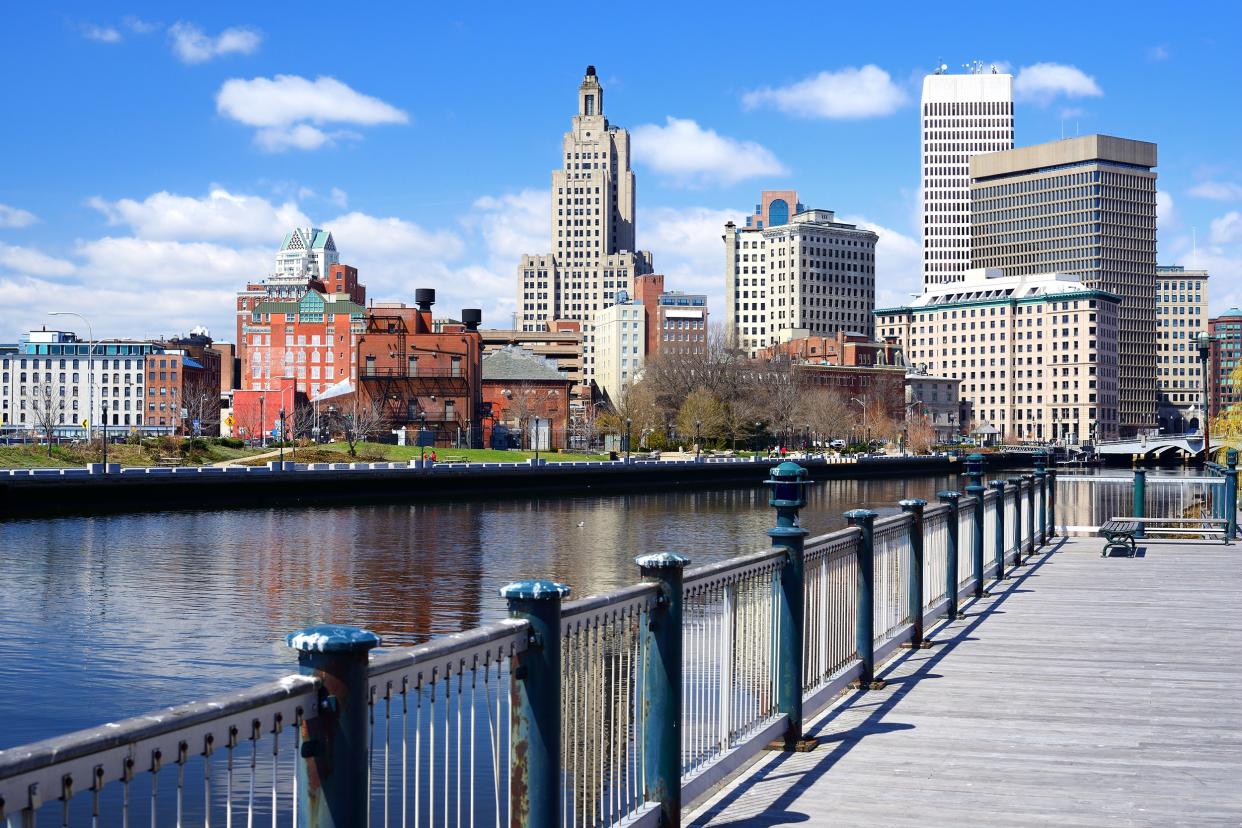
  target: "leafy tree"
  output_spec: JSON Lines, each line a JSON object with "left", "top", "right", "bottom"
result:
{"left": 676, "top": 387, "right": 726, "bottom": 447}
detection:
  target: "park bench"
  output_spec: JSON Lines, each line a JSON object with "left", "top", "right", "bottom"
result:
{"left": 1127, "top": 517, "right": 1230, "bottom": 544}
{"left": 155, "top": 455, "right": 182, "bottom": 467}
{"left": 1099, "top": 519, "right": 1138, "bottom": 557}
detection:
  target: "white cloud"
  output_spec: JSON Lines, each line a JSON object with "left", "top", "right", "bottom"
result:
{"left": 216, "top": 75, "right": 407, "bottom": 152}
{"left": 89, "top": 189, "right": 310, "bottom": 244}
{"left": 1014, "top": 63, "right": 1103, "bottom": 104}
{"left": 1148, "top": 45, "right": 1170, "bottom": 61}
{"left": 80, "top": 23, "right": 122, "bottom": 43}
{"left": 839, "top": 215, "right": 922, "bottom": 309}
{"left": 1156, "top": 190, "right": 1175, "bottom": 229}
{"left": 468, "top": 190, "right": 549, "bottom": 264}
{"left": 742, "top": 66, "right": 907, "bottom": 119}
{"left": 169, "top": 22, "right": 261, "bottom": 63}
{"left": 123, "top": 16, "right": 160, "bottom": 34}
{"left": 1210, "top": 212, "right": 1242, "bottom": 245}
{"left": 641, "top": 206, "right": 742, "bottom": 313}
{"left": 1189, "top": 181, "right": 1242, "bottom": 201}
{"left": 0, "top": 204, "right": 38, "bottom": 228}
{"left": 631, "top": 118, "right": 787, "bottom": 186}
{"left": 329, "top": 188, "right": 349, "bottom": 209}
{"left": 0, "top": 243, "right": 76, "bottom": 277}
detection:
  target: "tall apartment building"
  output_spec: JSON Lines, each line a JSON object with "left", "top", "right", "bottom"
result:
{"left": 877, "top": 268, "right": 1122, "bottom": 444}
{"left": 516, "top": 66, "right": 655, "bottom": 383}
{"left": 593, "top": 292, "right": 646, "bottom": 402}
{"left": 1209, "top": 308, "right": 1242, "bottom": 419}
{"left": 241, "top": 290, "right": 366, "bottom": 397}
{"left": 725, "top": 199, "right": 878, "bottom": 355}
{"left": 653, "top": 291, "right": 708, "bottom": 359}
{"left": 921, "top": 67, "right": 1013, "bottom": 286}
{"left": 970, "top": 134, "right": 1158, "bottom": 436}
{"left": 1155, "top": 266, "right": 1209, "bottom": 432}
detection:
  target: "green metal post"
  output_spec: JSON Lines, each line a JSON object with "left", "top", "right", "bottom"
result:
{"left": 937, "top": 491, "right": 962, "bottom": 620}
{"left": 1227, "top": 449, "right": 1238, "bottom": 540}
{"left": 636, "top": 553, "right": 688, "bottom": 827}
{"left": 1048, "top": 463, "right": 1058, "bottom": 537}
{"left": 1035, "top": 451, "right": 1048, "bottom": 546}
{"left": 765, "top": 462, "right": 812, "bottom": 749}
{"left": 965, "top": 454, "right": 986, "bottom": 598}
{"left": 990, "top": 480, "right": 1007, "bottom": 582}
{"left": 845, "top": 508, "right": 885, "bottom": 690}
{"left": 1023, "top": 474, "right": 1036, "bottom": 557}
{"left": 899, "top": 499, "right": 930, "bottom": 648}
{"left": 1133, "top": 468, "right": 1146, "bottom": 539}
{"left": 1008, "top": 477, "right": 1024, "bottom": 568}
{"left": 286, "top": 625, "right": 381, "bottom": 828}
{"left": 500, "top": 579, "right": 571, "bottom": 828}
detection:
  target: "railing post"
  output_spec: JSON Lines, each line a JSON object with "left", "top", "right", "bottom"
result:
{"left": 1034, "top": 451, "right": 1048, "bottom": 546}
{"left": 1023, "top": 474, "right": 1036, "bottom": 557}
{"left": 899, "top": 499, "right": 931, "bottom": 648}
{"left": 1133, "top": 468, "right": 1146, "bottom": 539}
{"left": 1008, "top": 477, "right": 1024, "bottom": 569}
{"left": 1227, "top": 449, "right": 1238, "bottom": 540}
{"left": 965, "top": 453, "right": 986, "bottom": 598}
{"left": 1048, "top": 462, "right": 1058, "bottom": 537}
{"left": 990, "top": 480, "right": 1007, "bottom": 582}
{"left": 845, "top": 508, "right": 886, "bottom": 690}
{"left": 286, "top": 624, "right": 381, "bottom": 828}
{"left": 636, "top": 553, "right": 689, "bottom": 827}
{"left": 937, "top": 491, "right": 963, "bottom": 621}
{"left": 764, "top": 462, "right": 813, "bottom": 749}
{"left": 500, "top": 579, "right": 571, "bottom": 828}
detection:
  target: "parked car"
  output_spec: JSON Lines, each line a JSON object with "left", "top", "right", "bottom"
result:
{"left": 829, "top": 439, "right": 847, "bottom": 449}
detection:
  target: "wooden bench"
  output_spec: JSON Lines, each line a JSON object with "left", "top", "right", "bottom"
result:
{"left": 1127, "top": 517, "right": 1230, "bottom": 544}
{"left": 155, "top": 455, "right": 182, "bottom": 467}
{"left": 1099, "top": 519, "right": 1138, "bottom": 557}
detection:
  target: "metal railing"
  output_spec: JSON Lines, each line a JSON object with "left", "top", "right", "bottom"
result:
{"left": 0, "top": 453, "right": 1061, "bottom": 828}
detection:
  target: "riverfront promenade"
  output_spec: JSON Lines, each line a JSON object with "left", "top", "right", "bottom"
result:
{"left": 688, "top": 537, "right": 1242, "bottom": 826}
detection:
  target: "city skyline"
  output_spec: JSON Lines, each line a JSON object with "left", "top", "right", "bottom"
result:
{"left": 2, "top": 2, "right": 1241, "bottom": 342}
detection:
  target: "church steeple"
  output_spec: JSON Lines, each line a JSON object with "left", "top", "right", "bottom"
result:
{"left": 578, "top": 65, "right": 602, "bottom": 117}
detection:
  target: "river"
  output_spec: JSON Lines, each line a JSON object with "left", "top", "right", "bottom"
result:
{"left": 0, "top": 471, "right": 963, "bottom": 748}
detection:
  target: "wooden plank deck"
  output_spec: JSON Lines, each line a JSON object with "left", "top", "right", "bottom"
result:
{"left": 687, "top": 537, "right": 1242, "bottom": 826}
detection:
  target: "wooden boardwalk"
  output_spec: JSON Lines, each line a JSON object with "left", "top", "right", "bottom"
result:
{"left": 687, "top": 537, "right": 1242, "bottom": 826}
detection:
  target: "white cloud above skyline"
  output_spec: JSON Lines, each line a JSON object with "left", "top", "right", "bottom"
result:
{"left": 1013, "top": 63, "right": 1103, "bottom": 104}
{"left": 89, "top": 189, "right": 310, "bottom": 244}
{"left": 79, "top": 23, "right": 121, "bottom": 43}
{"left": 169, "top": 22, "right": 262, "bottom": 64}
{"left": 216, "top": 75, "right": 408, "bottom": 152}
{"left": 1210, "top": 211, "right": 1242, "bottom": 246}
{"left": 631, "top": 118, "right": 787, "bottom": 186}
{"left": 1189, "top": 181, "right": 1242, "bottom": 201}
{"left": 741, "top": 66, "right": 907, "bottom": 119}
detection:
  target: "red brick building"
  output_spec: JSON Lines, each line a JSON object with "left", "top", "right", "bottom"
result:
{"left": 755, "top": 330, "right": 903, "bottom": 367}
{"left": 481, "top": 346, "right": 574, "bottom": 450}
{"left": 356, "top": 289, "right": 485, "bottom": 447}
{"left": 230, "top": 380, "right": 303, "bottom": 443}
{"left": 242, "top": 290, "right": 366, "bottom": 398}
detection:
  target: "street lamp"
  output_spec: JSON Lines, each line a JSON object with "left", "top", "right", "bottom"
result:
{"left": 850, "top": 397, "right": 868, "bottom": 447}
{"left": 1197, "top": 332, "right": 1215, "bottom": 458}
{"left": 101, "top": 399, "right": 109, "bottom": 471}
{"left": 694, "top": 418, "right": 702, "bottom": 460}
{"left": 624, "top": 417, "right": 632, "bottom": 462}
{"left": 279, "top": 407, "right": 286, "bottom": 466}
{"left": 49, "top": 311, "right": 93, "bottom": 439}
{"left": 753, "top": 420, "right": 763, "bottom": 455}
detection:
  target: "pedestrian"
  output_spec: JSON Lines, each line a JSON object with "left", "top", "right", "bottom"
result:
{"left": 430, "top": 449, "right": 437, "bottom": 463}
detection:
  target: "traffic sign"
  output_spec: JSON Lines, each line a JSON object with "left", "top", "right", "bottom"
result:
{"left": 81, "top": 419, "right": 89, "bottom": 429}
{"left": 224, "top": 414, "right": 236, "bottom": 427}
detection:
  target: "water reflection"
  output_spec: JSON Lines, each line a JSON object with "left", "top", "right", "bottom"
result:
{"left": 0, "top": 472, "right": 957, "bottom": 748}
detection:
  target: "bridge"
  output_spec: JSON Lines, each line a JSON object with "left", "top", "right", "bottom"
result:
{"left": 1, "top": 455, "right": 1239, "bottom": 826}
{"left": 1096, "top": 433, "right": 1206, "bottom": 459}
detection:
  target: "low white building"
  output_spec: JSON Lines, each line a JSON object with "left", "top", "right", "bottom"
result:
{"left": 593, "top": 290, "right": 646, "bottom": 403}
{"left": 905, "top": 370, "right": 962, "bottom": 442}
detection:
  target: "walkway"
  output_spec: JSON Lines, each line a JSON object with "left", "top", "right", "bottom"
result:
{"left": 688, "top": 537, "right": 1242, "bottom": 826}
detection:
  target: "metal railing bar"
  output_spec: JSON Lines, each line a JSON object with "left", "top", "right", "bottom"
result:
{"left": 681, "top": 548, "right": 787, "bottom": 590}
{"left": 367, "top": 620, "right": 528, "bottom": 683}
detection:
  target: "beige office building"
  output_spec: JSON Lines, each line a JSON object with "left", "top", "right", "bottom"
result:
{"left": 592, "top": 294, "right": 647, "bottom": 403}
{"left": 970, "top": 134, "right": 1158, "bottom": 436}
{"left": 516, "top": 66, "right": 654, "bottom": 383}
{"left": 725, "top": 196, "right": 877, "bottom": 355}
{"left": 877, "top": 268, "right": 1121, "bottom": 444}
{"left": 1155, "top": 265, "right": 1209, "bottom": 432}
{"left": 921, "top": 68, "right": 1014, "bottom": 286}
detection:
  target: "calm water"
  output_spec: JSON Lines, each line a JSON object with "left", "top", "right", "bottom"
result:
{"left": 0, "top": 472, "right": 961, "bottom": 748}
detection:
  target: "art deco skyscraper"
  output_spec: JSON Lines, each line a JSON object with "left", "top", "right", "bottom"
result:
{"left": 921, "top": 66, "right": 1013, "bottom": 286}
{"left": 516, "top": 66, "right": 654, "bottom": 382}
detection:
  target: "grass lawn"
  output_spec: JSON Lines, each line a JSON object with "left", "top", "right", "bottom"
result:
{"left": 0, "top": 441, "right": 271, "bottom": 469}
{"left": 317, "top": 441, "right": 611, "bottom": 463}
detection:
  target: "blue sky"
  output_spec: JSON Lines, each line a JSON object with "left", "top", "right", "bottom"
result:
{"left": 2, "top": 1, "right": 1241, "bottom": 342}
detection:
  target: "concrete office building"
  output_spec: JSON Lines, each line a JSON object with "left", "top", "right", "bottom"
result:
{"left": 877, "top": 268, "right": 1122, "bottom": 444}
{"left": 1209, "top": 308, "right": 1242, "bottom": 419}
{"left": 516, "top": 66, "right": 655, "bottom": 383}
{"left": 1155, "top": 265, "right": 1209, "bottom": 432}
{"left": 921, "top": 66, "right": 1014, "bottom": 286}
{"left": 906, "top": 370, "right": 963, "bottom": 442}
{"left": 970, "top": 134, "right": 1158, "bottom": 436}
{"left": 592, "top": 290, "right": 647, "bottom": 403}
{"left": 725, "top": 196, "right": 878, "bottom": 356}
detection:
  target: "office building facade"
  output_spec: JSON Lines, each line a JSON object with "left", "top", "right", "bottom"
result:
{"left": 970, "top": 134, "right": 1158, "bottom": 435}
{"left": 1209, "top": 308, "right": 1242, "bottom": 419}
{"left": 1155, "top": 266, "right": 1209, "bottom": 432}
{"left": 921, "top": 68, "right": 1013, "bottom": 286}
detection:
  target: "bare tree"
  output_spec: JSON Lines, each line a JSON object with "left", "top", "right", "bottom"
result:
{"left": 28, "top": 383, "right": 62, "bottom": 457}
{"left": 805, "top": 386, "right": 853, "bottom": 446}
{"left": 331, "top": 395, "right": 390, "bottom": 457}
{"left": 567, "top": 400, "right": 599, "bottom": 451}
{"left": 182, "top": 375, "right": 221, "bottom": 436}
{"left": 292, "top": 401, "right": 319, "bottom": 441}
{"left": 906, "top": 415, "right": 936, "bottom": 454}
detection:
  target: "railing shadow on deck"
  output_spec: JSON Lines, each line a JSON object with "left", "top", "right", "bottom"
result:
{"left": 686, "top": 537, "right": 1069, "bottom": 828}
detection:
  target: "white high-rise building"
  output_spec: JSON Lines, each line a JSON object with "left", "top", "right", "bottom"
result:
{"left": 921, "top": 66, "right": 1013, "bottom": 286}
{"left": 517, "top": 66, "right": 654, "bottom": 382}
{"left": 275, "top": 227, "right": 339, "bottom": 281}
